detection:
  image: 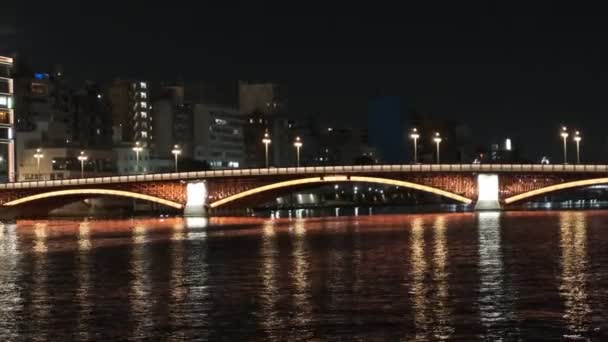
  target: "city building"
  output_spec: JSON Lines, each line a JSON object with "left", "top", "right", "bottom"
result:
{"left": 150, "top": 84, "right": 192, "bottom": 158}
{"left": 108, "top": 80, "right": 153, "bottom": 146}
{"left": 0, "top": 55, "right": 15, "bottom": 181}
{"left": 238, "top": 81, "right": 287, "bottom": 115}
{"left": 193, "top": 104, "right": 245, "bottom": 169}
{"left": 71, "top": 82, "right": 113, "bottom": 149}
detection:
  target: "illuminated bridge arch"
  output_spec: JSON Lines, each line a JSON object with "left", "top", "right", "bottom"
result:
{"left": 2, "top": 188, "right": 183, "bottom": 209}
{"left": 504, "top": 177, "right": 608, "bottom": 205}
{"left": 209, "top": 175, "right": 473, "bottom": 208}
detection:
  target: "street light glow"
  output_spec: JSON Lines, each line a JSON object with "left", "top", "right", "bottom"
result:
{"left": 433, "top": 132, "right": 442, "bottom": 164}
{"left": 262, "top": 130, "right": 272, "bottom": 168}
{"left": 34, "top": 148, "right": 44, "bottom": 177}
{"left": 132, "top": 141, "right": 144, "bottom": 173}
{"left": 77, "top": 151, "right": 88, "bottom": 178}
{"left": 171, "top": 144, "right": 182, "bottom": 172}
{"left": 410, "top": 128, "right": 420, "bottom": 163}
{"left": 560, "top": 126, "right": 569, "bottom": 164}
{"left": 293, "top": 136, "right": 303, "bottom": 167}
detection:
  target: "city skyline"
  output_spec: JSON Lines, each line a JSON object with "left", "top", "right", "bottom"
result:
{"left": 3, "top": 1, "right": 608, "bottom": 161}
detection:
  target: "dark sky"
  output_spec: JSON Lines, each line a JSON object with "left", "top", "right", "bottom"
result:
{"left": 3, "top": 1, "right": 608, "bottom": 162}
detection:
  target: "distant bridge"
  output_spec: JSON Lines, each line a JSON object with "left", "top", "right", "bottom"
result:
{"left": 2, "top": 164, "right": 608, "bottom": 218}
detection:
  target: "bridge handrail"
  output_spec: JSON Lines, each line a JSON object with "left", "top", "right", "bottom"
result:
{"left": 2, "top": 163, "right": 608, "bottom": 190}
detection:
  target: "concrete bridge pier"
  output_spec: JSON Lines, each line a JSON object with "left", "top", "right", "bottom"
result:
{"left": 183, "top": 181, "right": 208, "bottom": 216}
{"left": 474, "top": 174, "right": 502, "bottom": 211}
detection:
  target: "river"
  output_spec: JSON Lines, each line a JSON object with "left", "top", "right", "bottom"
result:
{"left": 1, "top": 211, "right": 608, "bottom": 340}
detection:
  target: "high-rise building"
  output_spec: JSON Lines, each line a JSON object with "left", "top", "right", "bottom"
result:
{"left": 193, "top": 104, "right": 245, "bottom": 169}
{"left": 71, "top": 82, "right": 113, "bottom": 149}
{"left": 0, "top": 56, "right": 15, "bottom": 181}
{"left": 108, "top": 80, "right": 153, "bottom": 146}
{"left": 150, "top": 84, "right": 192, "bottom": 158}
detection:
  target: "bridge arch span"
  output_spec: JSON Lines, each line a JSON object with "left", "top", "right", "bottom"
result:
{"left": 504, "top": 177, "right": 608, "bottom": 205}
{"left": 2, "top": 188, "right": 183, "bottom": 209}
{"left": 209, "top": 175, "right": 473, "bottom": 208}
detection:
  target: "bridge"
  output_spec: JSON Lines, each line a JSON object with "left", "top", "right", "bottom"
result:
{"left": 1, "top": 164, "right": 608, "bottom": 218}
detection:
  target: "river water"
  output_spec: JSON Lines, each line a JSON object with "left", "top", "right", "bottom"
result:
{"left": 1, "top": 211, "right": 608, "bottom": 341}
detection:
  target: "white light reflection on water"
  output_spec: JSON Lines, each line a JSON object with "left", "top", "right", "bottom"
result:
{"left": 559, "top": 212, "right": 591, "bottom": 337}
{"left": 432, "top": 216, "right": 454, "bottom": 340}
{"left": 409, "top": 217, "right": 428, "bottom": 340}
{"left": 0, "top": 223, "right": 21, "bottom": 339}
{"left": 477, "top": 211, "right": 516, "bottom": 339}
{"left": 31, "top": 222, "right": 49, "bottom": 342}
{"left": 290, "top": 219, "right": 313, "bottom": 339}
{"left": 76, "top": 220, "right": 92, "bottom": 341}
{"left": 129, "top": 222, "right": 151, "bottom": 340}
{"left": 260, "top": 220, "right": 282, "bottom": 341}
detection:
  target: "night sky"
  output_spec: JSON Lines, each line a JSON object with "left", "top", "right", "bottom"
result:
{"left": 3, "top": 1, "right": 608, "bottom": 162}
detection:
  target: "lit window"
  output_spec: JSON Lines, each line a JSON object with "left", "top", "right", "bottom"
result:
{"left": 140, "top": 92, "right": 147, "bottom": 99}
{"left": 140, "top": 102, "right": 147, "bottom": 109}
{"left": 0, "top": 96, "right": 6, "bottom": 106}
{"left": 141, "top": 131, "right": 148, "bottom": 138}
{"left": 7, "top": 97, "right": 12, "bottom": 109}
{"left": 141, "top": 111, "right": 147, "bottom": 118}
{"left": 249, "top": 118, "right": 254, "bottom": 123}
{"left": 140, "top": 82, "right": 147, "bottom": 89}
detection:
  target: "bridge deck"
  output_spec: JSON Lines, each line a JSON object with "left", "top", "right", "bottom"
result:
{"left": 1, "top": 164, "right": 608, "bottom": 190}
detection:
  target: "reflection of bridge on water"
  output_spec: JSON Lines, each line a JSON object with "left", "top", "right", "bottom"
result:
{"left": 2, "top": 164, "right": 608, "bottom": 218}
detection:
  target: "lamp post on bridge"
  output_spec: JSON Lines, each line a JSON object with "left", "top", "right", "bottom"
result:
{"left": 293, "top": 136, "right": 303, "bottom": 167}
{"left": 171, "top": 144, "right": 182, "bottom": 173}
{"left": 77, "top": 151, "right": 88, "bottom": 178}
{"left": 560, "top": 126, "right": 569, "bottom": 164}
{"left": 132, "top": 141, "right": 143, "bottom": 174}
{"left": 33, "top": 148, "right": 44, "bottom": 178}
{"left": 262, "top": 130, "right": 272, "bottom": 168}
{"left": 573, "top": 131, "right": 582, "bottom": 164}
{"left": 410, "top": 128, "right": 420, "bottom": 164}
{"left": 433, "top": 132, "right": 442, "bottom": 164}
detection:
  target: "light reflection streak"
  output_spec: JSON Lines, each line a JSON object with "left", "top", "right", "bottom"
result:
{"left": 477, "top": 212, "right": 512, "bottom": 338}
{"left": 290, "top": 219, "right": 313, "bottom": 339}
{"left": 0, "top": 223, "right": 21, "bottom": 339}
{"left": 432, "top": 216, "right": 453, "bottom": 339}
{"left": 410, "top": 217, "right": 428, "bottom": 340}
{"left": 76, "top": 220, "right": 92, "bottom": 341}
{"left": 260, "top": 220, "right": 282, "bottom": 341}
{"left": 31, "top": 222, "right": 49, "bottom": 342}
{"left": 33, "top": 222, "right": 48, "bottom": 253}
{"left": 169, "top": 220, "right": 187, "bottom": 340}
{"left": 129, "top": 222, "right": 150, "bottom": 340}
{"left": 559, "top": 212, "right": 590, "bottom": 336}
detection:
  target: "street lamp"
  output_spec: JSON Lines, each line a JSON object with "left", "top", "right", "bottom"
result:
{"left": 262, "top": 130, "right": 272, "bottom": 168}
{"left": 293, "top": 136, "right": 303, "bottom": 167}
{"left": 433, "top": 132, "right": 442, "bottom": 164}
{"left": 171, "top": 144, "right": 182, "bottom": 173}
{"left": 132, "top": 141, "right": 143, "bottom": 173}
{"left": 560, "top": 126, "right": 569, "bottom": 164}
{"left": 410, "top": 128, "right": 420, "bottom": 163}
{"left": 33, "top": 148, "right": 44, "bottom": 178}
{"left": 77, "top": 151, "right": 88, "bottom": 178}
{"left": 573, "top": 130, "right": 582, "bottom": 164}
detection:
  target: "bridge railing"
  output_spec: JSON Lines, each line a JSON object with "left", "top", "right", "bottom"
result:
{"left": 2, "top": 164, "right": 608, "bottom": 190}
